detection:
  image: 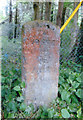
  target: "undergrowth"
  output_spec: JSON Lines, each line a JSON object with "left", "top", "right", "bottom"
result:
{"left": 1, "top": 52, "right": 82, "bottom": 119}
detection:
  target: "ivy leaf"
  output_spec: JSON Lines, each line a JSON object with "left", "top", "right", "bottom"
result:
{"left": 54, "top": 112, "right": 59, "bottom": 118}
{"left": 60, "top": 101, "right": 66, "bottom": 107}
{"left": 58, "top": 86, "right": 63, "bottom": 94}
{"left": 20, "top": 103, "right": 27, "bottom": 111}
{"left": 61, "top": 109, "right": 70, "bottom": 118}
{"left": 68, "top": 105, "right": 77, "bottom": 112}
{"left": 17, "top": 96, "right": 24, "bottom": 102}
{"left": 62, "top": 83, "right": 70, "bottom": 90}
{"left": 47, "top": 108, "right": 54, "bottom": 118}
{"left": 35, "top": 109, "right": 42, "bottom": 118}
{"left": 77, "top": 108, "right": 81, "bottom": 118}
{"left": 25, "top": 106, "right": 32, "bottom": 114}
{"left": 76, "top": 77, "right": 81, "bottom": 83}
{"left": 76, "top": 89, "right": 81, "bottom": 98}
{"left": 59, "top": 76, "right": 65, "bottom": 84}
{"left": 21, "top": 81, "right": 25, "bottom": 88}
{"left": 8, "top": 113, "right": 14, "bottom": 118}
{"left": 13, "top": 86, "right": 21, "bottom": 91}
{"left": 1, "top": 77, "right": 6, "bottom": 83}
{"left": 71, "top": 95, "right": 78, "bottom": 103}
{"left": 72, "top": 81, "right": 80, "bottom": 88}
{"left": 41, "top": 111, "right": 48, "bottom": 118}
{"left": 70, "top": 88, "right": 76, "bottom": 92}
{"left": 66, "top": 97, "right": 71, "bottom": 105}
{"left": 61, "top": 90, "right": 70, "bottom": 101}
{"left": 8, "top": 101, "right": 17, "bottom": 112}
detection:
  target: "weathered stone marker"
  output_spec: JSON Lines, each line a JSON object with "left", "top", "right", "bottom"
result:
{"left": 22, "top": 20, "right": 60, "bottom": 107}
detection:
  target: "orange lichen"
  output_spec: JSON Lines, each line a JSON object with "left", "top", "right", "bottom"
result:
{"left": 22, "top": 26, "right": 60, "bottom": 84}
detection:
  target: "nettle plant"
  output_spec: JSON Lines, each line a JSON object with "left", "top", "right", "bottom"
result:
{"left": 1, "top": 55, "right": 82, "bottom": 118}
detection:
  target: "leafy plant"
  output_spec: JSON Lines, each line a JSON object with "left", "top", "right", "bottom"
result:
{"left": 1, "top": 47, "right": 82, "bottom": 119}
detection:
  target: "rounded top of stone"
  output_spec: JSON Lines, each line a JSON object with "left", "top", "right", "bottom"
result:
{"left": 22, "top": 20, "right": 60, "bottom": 33}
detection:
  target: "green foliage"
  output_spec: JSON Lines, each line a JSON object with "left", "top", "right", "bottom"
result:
{"left": 77, "top": 108, "right": 82, "bottom": 118}
{"left": 13, "top": 86, "right": 21, "bottom": 91}
{"left": 64, "top": 2, "right": 73, "bottom": 9}
{"left": 1, "top": 48, "right": 82, "bottom": 118}
{"left": 76, "top": 89, "right": 81, "bottom": 98}
{"left": 61, "top": 109, "right": 70, "bottom": 118}
{"left": 20, "top": 103, "right": 27, "bottom": 111}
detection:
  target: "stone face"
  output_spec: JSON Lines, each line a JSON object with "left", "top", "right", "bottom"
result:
{"left": 22, "top": 20, "right": 60, "bottom": 107}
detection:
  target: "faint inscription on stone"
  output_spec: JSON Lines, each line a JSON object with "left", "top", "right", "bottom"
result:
{"left": 22, "top": 20, "right": 60, "bottom": 107}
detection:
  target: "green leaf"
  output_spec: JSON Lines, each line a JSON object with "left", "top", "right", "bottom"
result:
{"left": 35, "top": 109, "right": 42, "bottom": 118}
{"left": 72, "top": 81, "right": 80, "bottom": 88}
{"left": 62, "top": 83, "right": 70, "bottom": 90}
{"left": 70, "top": 88, "right": 76, "bottom": 92}
{"left": 8, "top": 101, "right": 17, "bottom": 112}
{"left": 71, "top": 95, "right": 78, "bottom": 103}
{"left": 17, "top": 96, "right": 24, "bottom": 102}
{"left": 29, "top": 103, "right": 34, "bottom": 111}
{"left": 77, "top": 108, "right": 81, "bottom": 118}
{"left": 54, "top": 112, "right": 60, "bottom": 118}
{"left": 20, "top": 103, "right": 27, "bottom": 111}
{"left": 66, "top": 97, "right": 71, "bottom": 105}
{"left": 13, "top": 86, "right": 21, "bottom": 91}
{"left": 68, "top": 75, "right": 75, "bottom": 83}
{"left": 58, "top": 86, "right": 63, "bottom": 94}
{"left": 1, "top": 77, "right": 6, "bottom": 83}
{"left": 61, "top": 109, "right": 70, "bottom": 118}
{"left": 76, "top": 89, "right": 81, "bottom": 98}
{"left": 60, "top": 101, "right": 66, "bottom": 107}
{"left": 61, "top": 90, "right": 70, "bottom": 101}
{"left": 68, "top": 105, "right": 77, "bottom": 112}
{"left": 8, "top": 113, "right": 14, "bottom": 118}
{"left": 25, "top": 106, "right": 32, "bottom": 114}
{"left": 76, "top": 77, "right": 81, "bottom": 83}
{"left": 80, "top": 72, "right": 83, "bottom": 80}
{"left": 59, "top": 76, "right": 65, "bottom": 84}
{"left": 21, "top": 81, "right": 25, "bottom": 88}
{"left": 48, "top": 108, "right": 54, "bottom": 118}
{"left": 41, "top": 111, "right": 48, "bottom": 118}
